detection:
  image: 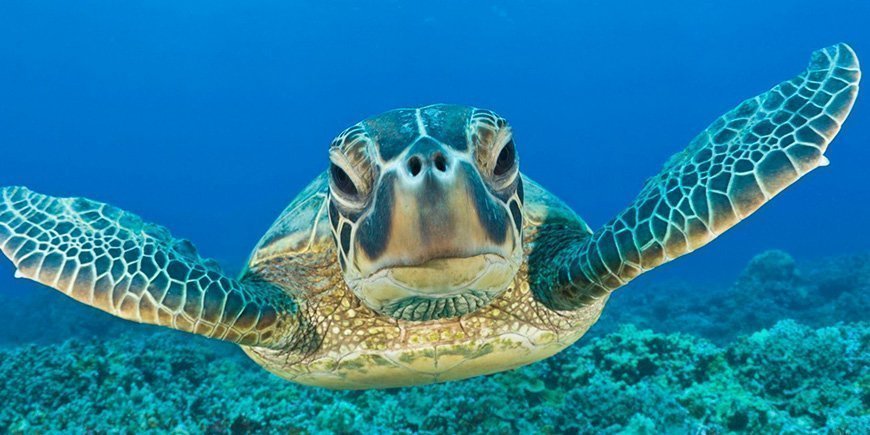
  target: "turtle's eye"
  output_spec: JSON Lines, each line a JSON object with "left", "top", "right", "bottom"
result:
{"left": 330, "top": 163, "right": 359, "bottom": 197}
{"left": 493, "top": 139, "right": 516, "bottom": 176}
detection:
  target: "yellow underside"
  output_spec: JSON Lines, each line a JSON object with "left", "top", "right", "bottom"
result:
{"left": 242, "top": 311, "right": 600, "bottom": 390}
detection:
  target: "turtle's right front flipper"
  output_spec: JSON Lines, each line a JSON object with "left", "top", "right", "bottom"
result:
{"left": 532, "top": 43, "right": 860, "bottom": 310}
{"left": 0, "top": 187, "right": 297, "bottom": 348}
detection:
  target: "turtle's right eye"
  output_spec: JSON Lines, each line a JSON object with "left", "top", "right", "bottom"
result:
{"left": 493, "top": 139, "right": 516, "bottom": 177}
{"left": 330, "top": 163, "right": 359, "bottom": 197}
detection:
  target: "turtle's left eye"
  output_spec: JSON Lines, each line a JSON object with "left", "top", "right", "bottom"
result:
{"left": 330, "top": 163, "right": 359, "bottom": 197}
{"left": 493, "top": 140, "right": 516, "bottom": 176}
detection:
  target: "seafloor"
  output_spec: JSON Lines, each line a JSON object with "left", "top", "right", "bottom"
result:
{"left": 0, "top": 250, "right": 867, "bottom": 434}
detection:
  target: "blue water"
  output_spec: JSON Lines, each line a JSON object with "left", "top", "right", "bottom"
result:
{"left": 1, "top": 0, "right": 867, "bottom": 283}
{"left": 0, "top": 1, "right": 867, "bottom": 432}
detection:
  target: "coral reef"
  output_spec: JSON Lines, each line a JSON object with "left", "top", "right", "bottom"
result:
{"left": 0, "top": 251, "right": 866, "bottom": 433}
{"left": 596, "top": 251, "right": 870, "bottom": 342}
{"left": 0, "top": 322, "right": 865, "bottom": 433}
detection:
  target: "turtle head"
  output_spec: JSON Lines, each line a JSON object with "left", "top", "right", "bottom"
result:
{"left": 327, "top": 104, "right": 524, "bottom": 321}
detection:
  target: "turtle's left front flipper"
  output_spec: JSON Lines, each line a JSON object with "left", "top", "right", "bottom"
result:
{"left": 533, "top": 43, "right": 860, "bottom": 310}
{"left": 0, "top": 187, "right": 297, "bottom": 347}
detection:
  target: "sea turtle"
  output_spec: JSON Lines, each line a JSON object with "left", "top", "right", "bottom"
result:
{"left": 0, "top": 44, "right": 860, "bottom": 389}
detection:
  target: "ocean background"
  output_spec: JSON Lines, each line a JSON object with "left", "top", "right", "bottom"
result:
{"left": 0, "top": 1, "right": 867, "bottom": 433}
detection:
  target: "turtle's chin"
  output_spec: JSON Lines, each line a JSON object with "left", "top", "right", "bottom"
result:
{"left": 351, "top": 253, "right": 519, "bottom": 321}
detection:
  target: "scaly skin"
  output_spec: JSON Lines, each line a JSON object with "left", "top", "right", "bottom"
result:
{"left": 243, "top": 176, "right": 601, "bottom": 389}
{"left": 0, "top": 187, "right": 296, "bottom": 347}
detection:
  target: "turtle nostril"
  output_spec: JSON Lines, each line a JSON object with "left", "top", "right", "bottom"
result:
{"left": 407, "top": 156, "right": 423, "bottom": 176}
{"left": 433, "top": 153, "right": 448, "bottom": 172}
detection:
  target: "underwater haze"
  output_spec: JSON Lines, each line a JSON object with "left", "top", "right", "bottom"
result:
{"left": 0, "top": 0, "right": 868, "bottom": 433}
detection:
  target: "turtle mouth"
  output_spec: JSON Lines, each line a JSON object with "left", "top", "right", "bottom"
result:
{"left": 371, "top": 252, "right": 503, "bottom": 274}
{"left": 351, "top": 253, "right": 520, "bottom": 321}
{"left": 367, "top": 253, "right": 514, "bottom": 296}
{"left": 363, "top": 243, "right": 512, "bottom": 272}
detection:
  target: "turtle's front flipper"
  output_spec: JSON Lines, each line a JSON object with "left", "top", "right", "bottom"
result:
{"left": 0, "top": 187, "right": 297, "bottom": 347}
{"left": 533, "top": 43, "right": 860, "bottom": 310}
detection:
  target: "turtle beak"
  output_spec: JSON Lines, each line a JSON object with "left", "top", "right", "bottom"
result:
{"left": 353, "top": 139, "right": 517, "bottom": 288}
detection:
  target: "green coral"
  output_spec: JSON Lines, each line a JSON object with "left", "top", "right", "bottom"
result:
{"left": 727, "top": 321, "right": 869, "bottom": 431}
{"left": 0, "top": 321, "right": 865, "bottom": 433}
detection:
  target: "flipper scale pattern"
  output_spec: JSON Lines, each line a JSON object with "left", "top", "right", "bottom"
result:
{"left": 0, "top": 187, "right": 296, "bottom": 347}
{"left": 536, "top": 44, "right": 860, "bottom": 310}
